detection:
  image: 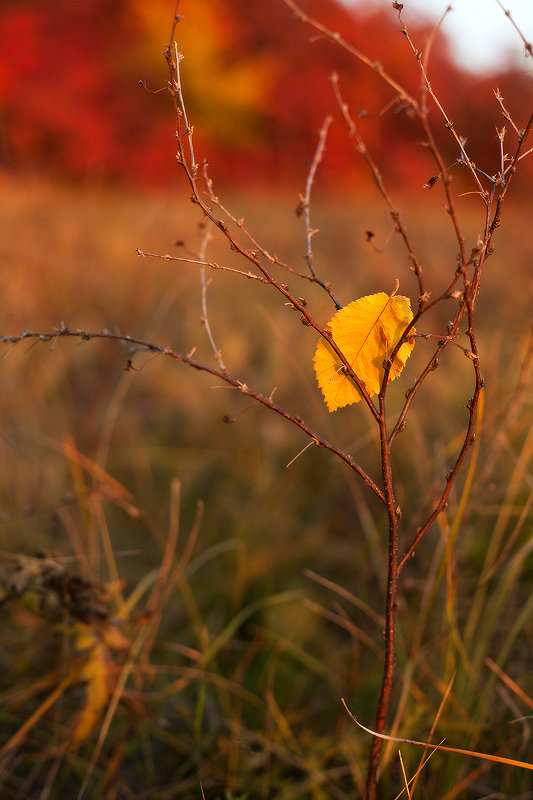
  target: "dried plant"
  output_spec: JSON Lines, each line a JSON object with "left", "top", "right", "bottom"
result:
{"left": 1, "top": 1, "right": 532, "bottom": 797}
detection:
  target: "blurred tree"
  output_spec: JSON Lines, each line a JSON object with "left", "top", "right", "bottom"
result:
{"left": 0, "top": 0, "right": 530, "bottom": 189}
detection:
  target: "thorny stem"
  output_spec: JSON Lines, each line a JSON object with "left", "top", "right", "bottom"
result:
{"left": 302, "top": 116, "right": 332, "bottom": 283}
{"left": 197, "top": 224, "right": 226, "bottom": 371}
{"left": 397, "top": 109, "right": 533, "bottom": 573}
{"left": 327, "top": 44, "right": 484, "bottom": 788}
{"left": 488, "top": 109, "right": 533, "bottom": 237}
{"left": 494, "top": 88, "right": 522, "bottom": 140}
{"left": 330, "top": 73, "right": 426, "bottom": 299}
{"left": 0, "top": 327, "right": 386, "bottom": 504}
{"left": 398, "top": 13, "right": 487, "bottom": 198}
{"left": 300, "top": 115, "right": 342, "bottom": 310}
{"left": 282, "top": 0, "right": 418, "bottom": 113}
{"left": 201, "top": 168, "right": 289, "bottom": 269}
{"left": 365, "top": 397, "right": 398, "bottom": 799}
{"left": 495, "top": 0, "right": 533, "bottom": 59}
{"left": 165, "top": 41, "right": 382, "bottom": 421}
{"left": 308, "top": 4, "right": 533, "bottom": 796}
{"left": 201, "top": 164, "right": 344, "bottom": 296}
{"left": 417, "top": 109, "right": 467, "bottom": 268}
{"left": 136, "top": 9, "right": 533, "bottom": 800}
{"left": 136, "top": 248, "right": 271, "bottom": 284}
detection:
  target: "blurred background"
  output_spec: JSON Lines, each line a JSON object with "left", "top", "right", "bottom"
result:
{"left": 1, "top": 0, "right": 532, "bottom": 189}
{"left": 0, "top": 1, "right": 532, "bottom": 798}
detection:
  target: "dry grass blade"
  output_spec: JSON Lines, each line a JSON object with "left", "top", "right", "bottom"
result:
{"left": 342, "top": 699, "right": 533, "bottom": 771}
{"left": 485, "top": 657, "right": 533, "bottom": 711}
{"left": 0, "top": 673, "right": 78, "bottom": 760}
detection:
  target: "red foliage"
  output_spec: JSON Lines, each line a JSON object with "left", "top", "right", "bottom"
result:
{"left": 0, "top": 0, "right": 530, "bottom": 191}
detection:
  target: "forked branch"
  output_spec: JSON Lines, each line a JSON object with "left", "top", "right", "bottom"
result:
{"left": 0, "top": 326, "right": 386, "bottom": 503}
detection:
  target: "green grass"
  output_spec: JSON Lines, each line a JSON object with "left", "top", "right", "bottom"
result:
{"left": 0, "top": 177, "right": 531, "bottom": 798}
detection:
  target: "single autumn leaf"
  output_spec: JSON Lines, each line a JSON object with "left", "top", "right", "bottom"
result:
{"left": 314, "top": 292, "right": 415, "bottom": 412}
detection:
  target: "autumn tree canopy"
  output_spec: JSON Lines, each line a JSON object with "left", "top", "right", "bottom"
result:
{"left": 0, "top": 0, "right": 530, "bottom": 190}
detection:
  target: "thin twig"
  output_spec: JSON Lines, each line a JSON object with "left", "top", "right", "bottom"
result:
{"left": 165, "top": 40, "right": 382, "bottom": 420}
{"left": 282, "top": 0, "right": 419, "bottom": 113}
{"left": 330, "top": 73, "right": 425, "bottom": 299}
{"left": 196, "top": 224, "right": 226, "bottom": 371}
{"left": 494, "top": 0, "right": 533, "bottom": 60}
{"left": 201, "top": 165, "right": 294, "bottom": 271}
{"left": 299, "top": 115, "right": 342, "bottom": 309}
{"left": 136, "top": 248, "right": 269, "bottom": 283}
{"left": 397, "top": 10, "right": 487, "bottom": 198}
{"left": 0, "top": 327, "right": 386, "bottom": 503}
{"left": 494, "top": 88, "right": 521, "bottom": 139}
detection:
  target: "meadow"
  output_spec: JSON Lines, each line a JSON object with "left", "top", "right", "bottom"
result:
{"left": 0, "top": 171, "right": 531, "bottom": 798}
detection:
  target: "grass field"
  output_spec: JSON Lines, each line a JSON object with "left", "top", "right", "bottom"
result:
{"left": 0, "top": 176, "right": 532, "bottom": 799}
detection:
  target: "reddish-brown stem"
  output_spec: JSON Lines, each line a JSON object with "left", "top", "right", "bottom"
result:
{"left": 494, "top": 0, "right": 533, "bottom": 59}
{"left": 165, "top": 42, "right": 383, "bottom": 422}
{"left": 395, "top": 107, "right": 533, "bottom": 568}
{"left": 397, "top": 380, "right": 482, "bottom": 574}
{"left": 365, "top": 399, "right": 398, "bottom": 799}
{"left": 399, "top": 15, "right": 488, "bottom": 198}
{"left": 282, "top": 0, "right": 418, "bottom": 112}
{"left": 201, "top": 122, "right": 342, "bottom": 309}
{"left": 300, "top": 114, "right": 342, "bottom": 309}
{"left": 0, "top": 326, "right": 386, "bottom": 504}
{"left": 330, "top": 73, "right": 425, "bottom": 299}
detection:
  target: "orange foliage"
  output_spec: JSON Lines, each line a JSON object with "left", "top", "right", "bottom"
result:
{"left": 0, "top": 0, "right": 530, "bottom": 189}
{"left": 129, "top": 0, "right": 275, "bottom": 147}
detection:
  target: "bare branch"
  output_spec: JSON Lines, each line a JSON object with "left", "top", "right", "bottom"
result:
{"left": 0, "top": 327, "right": 386, "bottom": 503}
{"left": 196, "top": 223, "right": 226, "bottom": 371}
{"left": 282, "top": 0, "right": 418, "bottom": 113}
{"left": 495, "top": 0, "right": 533, "bottom": 60}
{"left": 330, "top": 73, "right": 425, "bottom": 300}
{"left": 298, "top": 115, "right": 342, "bottom": 309}
{"left": 397, "top": 13, "right": 487, "bottom": 198}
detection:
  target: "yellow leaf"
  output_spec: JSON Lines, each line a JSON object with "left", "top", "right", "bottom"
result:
{"left": 314, "top": 292, "right": 415, "bottom": 412}
{"left": 72, "top": 625, "right": 113, "bottom": 743}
